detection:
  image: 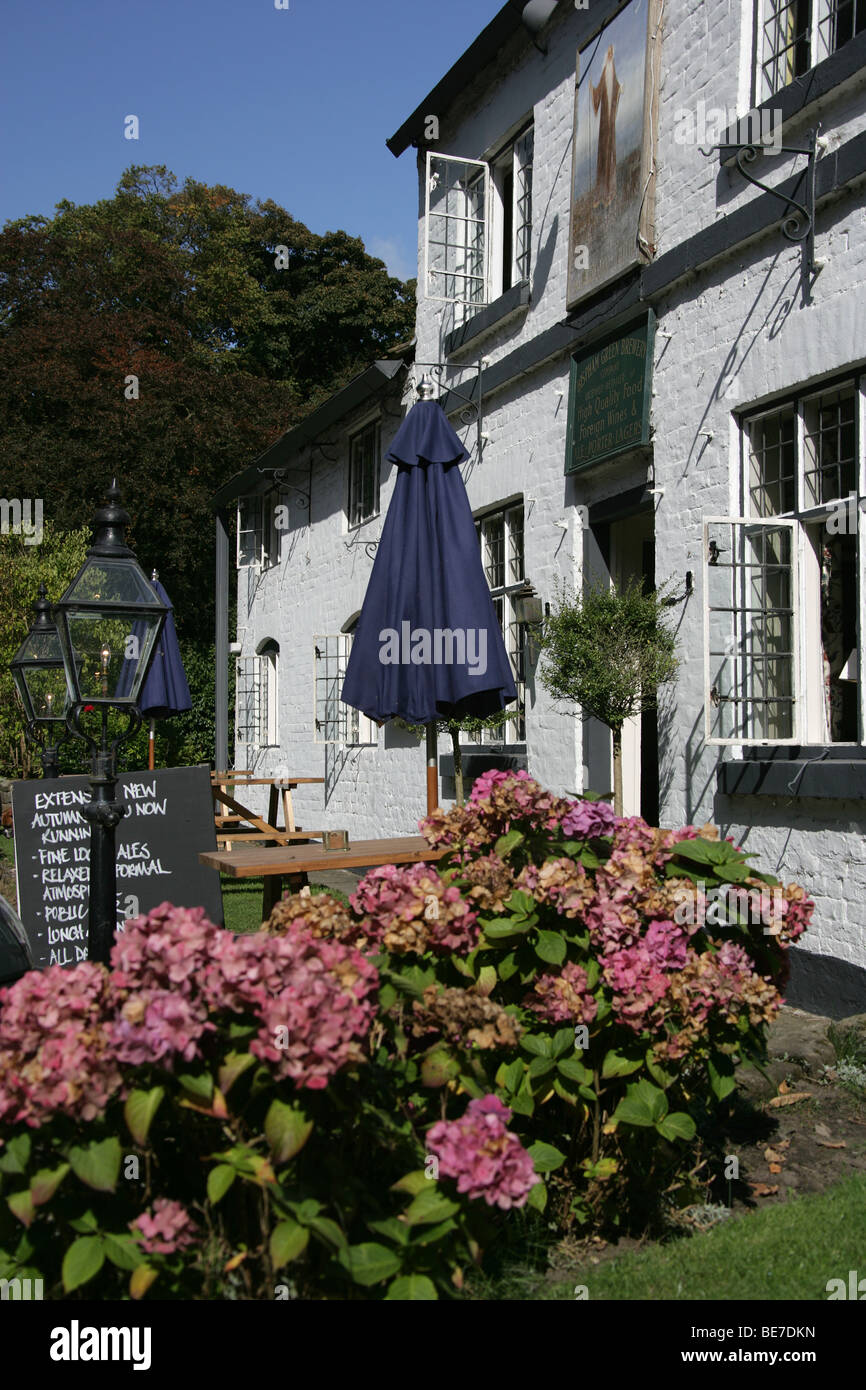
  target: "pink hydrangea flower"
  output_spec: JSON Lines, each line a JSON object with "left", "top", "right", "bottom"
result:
{"left": 528, "top": 962, "right": 598, "bottom": 1025}
{"left": 426, "top": 1095, "right": 537, "bottom": 1210}
{"left": 602, "top": 944, "right": 671, "bottom": 1033}
{"left": 644, "top": 919, "right": 689, "bottom": 971}
{"left": 559, "top": 798, "right": 618, "bottom": 840}
{"left": 0, "top": 962, "right": 121, "bottom": 1126}
{"left": 350, "top": 864, "right": 478, "bottom": 955}
{"left": 129, "top": 1198, "right": 199, "bottom": 1256}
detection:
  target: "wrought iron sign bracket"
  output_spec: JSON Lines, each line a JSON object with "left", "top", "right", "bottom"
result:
{"left": 700, "top": 127, "right": 826, "bottom": 277}
{"left": 343, "top": 532, "right": 380, "bottom": 560}
{"left": 256, "top": 466, "right": 310, "bottom": 511}
{"left": 410, "top": 358, "right": 485, "bottom": 459}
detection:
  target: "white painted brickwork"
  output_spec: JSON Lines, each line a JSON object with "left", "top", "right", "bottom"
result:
{"left": 237, "top": 1, "right": 866, "bottom": 971}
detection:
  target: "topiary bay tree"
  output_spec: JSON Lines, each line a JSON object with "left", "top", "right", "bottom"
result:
{"left": 539, "top": 577, "right": 678, "bottom": 815}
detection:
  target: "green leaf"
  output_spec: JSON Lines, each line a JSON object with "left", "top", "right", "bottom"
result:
{"left": 483, "top": 919, "right": 528, "bottom": 941}
{"left": 0, "top": 1134, "right": 31, "bottom": 1176}
{"left": 270, "top": 1219, "right": 310, "bottom": 1267}
{"left": 612, "top": 1079, "right": 669, "bottom": 1128}
{"left": 124, "top": 1086, "right": 165, "bottom": 1146}
{"left": 178, "top": 1071, "right": 214, "bottom": 1104}
{"left": 218, "top": 1051, "right": 256, "bottom": 1095}
{"left": 528, "top": 1056, "right": 555, "bottom": 1081}
{"left": 656, "top": 1111, "right": 697, "bottom": 1142}
{"left": 602, "top": 1050, "right": 644, "bottom": 1079}
{"left": 500, "top": 1056, "right": 522, "bottom": 1089}
{"left": 477, "top": 964, "right": 497, "bottom": 994}
{"left": 68, "top": 1209, "right": 99, "bottom": 1234}
{"left": 391, "top": 1170, "right": 428, "bottom": 1197}
{"left": 62, "top": 1236, "right": 105, "bottom": 1293}
{"left": 497, "top": 952, "right": 519, "bottom": 981}
{"left": 68, "top": 1137, "right": 122, "bottom": 1193}
{"left": 378, "top": 982, "right": 398, "bottom": 1010}
{"left": 264, "top": 1100, "right": 313, "bottom": 1165}
{"left": 526, "top": 1181, "right": 548, "bottom": 1212}
{"left": 404, "top": 1189, "right": 461, "bottom": 1227}
{"left": 421, "top": 1047, "right": 461, "bottom": 1088}
{"left": 307, "top": 1216, "right": 348, "bottom": 1252}
{"left": 552, "top": 1027, "right": 576, "bottom": 1057}
{"left": 557, "top": 1056, "right": 591, "bottom": 1084}
{"left": 527, "top": 1141, "right": 566, "bottom": 1174}
{"left": 30, "top": 1163, "right": 70, "bottom": 1207}
{"left": 367, "top": 1217, "right": 410, "bottom": 1246}
{"left": 7, "top": 1189, "right": 34, "bottom": 1227}
{"left": 707, "top": 1054, "right": 737, "bottom": 1101}
{"left": 385, "top": 1274, "right": 438, "bottom": 1300}
{"left": 102, "top": 1232, "right": 143, "bottom": 1271}
{"left": 410, "top": 1217, "right": 458, "bottom": 1246}
{"left": 535, "top": 930, "right": 566, "bottom": 965}
{"left": 207, "top": 1164, "right": 236, "bottom": 1205}
{"left": 521, "top": 1034, "right": 553, "bottom": 1058}
{"left": 495, "top": 830, "right": 525, "bottom": 858}
{"left": 339, "top": 1243, "right": 402, "bottom": 1287}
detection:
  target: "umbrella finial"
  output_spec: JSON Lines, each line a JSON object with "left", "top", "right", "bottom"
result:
{"left": 416, "top": 372, "right": 438, "bottom": 401}
{"left": 151, "top": 569, "right": 159, "bottom": 583}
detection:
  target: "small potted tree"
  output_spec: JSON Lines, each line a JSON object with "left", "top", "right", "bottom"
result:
{"left": 538, "top": 577, "right": 678, "bottom": 815}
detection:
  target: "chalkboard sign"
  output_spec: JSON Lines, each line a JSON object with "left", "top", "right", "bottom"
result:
{"left": 12, "top": 764, "right": 224, "bottom": 969}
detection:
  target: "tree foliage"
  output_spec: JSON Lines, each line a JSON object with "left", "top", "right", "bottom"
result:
{"left": 0, "top": 166, "right": 416, "bottom": 637}
{"left": 539, "top": 579, "right": 678, "bottom": 813}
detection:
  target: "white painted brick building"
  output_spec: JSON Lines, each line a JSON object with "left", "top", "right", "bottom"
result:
{"left": 215, "top": 0, "right": 866, "bottom": 1010}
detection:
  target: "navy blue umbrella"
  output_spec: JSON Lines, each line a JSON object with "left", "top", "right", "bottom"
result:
{"left": 342, "top": 383, "right": 517, "bottom": 810}
{"left": 117, "top": 574, "right": 191, "bottom": 767}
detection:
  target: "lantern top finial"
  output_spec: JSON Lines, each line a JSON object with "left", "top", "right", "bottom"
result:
{"left": 89, "top": 479, "right": 133, "bottom": 558}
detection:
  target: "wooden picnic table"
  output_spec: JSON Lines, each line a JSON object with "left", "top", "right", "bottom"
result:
{"left": 199, "top": 836, "right": 445, "bottom": 918}
{"left": 210, "top": 772, "right": 326, "bottom": 848}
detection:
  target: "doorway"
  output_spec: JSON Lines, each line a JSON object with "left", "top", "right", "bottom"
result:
{"left": 610, "top": 511, "right": 658, "bottom": 823}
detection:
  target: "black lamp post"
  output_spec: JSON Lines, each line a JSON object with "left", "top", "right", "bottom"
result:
{"left": 9, "top": 583, "right": 72, "bottom": 779}
{"left": 54, "top": 480, "right": 168, "bottom": 965}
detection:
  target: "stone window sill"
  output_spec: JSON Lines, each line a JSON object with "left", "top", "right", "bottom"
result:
{"left": 444, "top": 281, "right": 530, "bottom": 357}
{"left": 718, "top": 750, "right": 866, "bottom": 799}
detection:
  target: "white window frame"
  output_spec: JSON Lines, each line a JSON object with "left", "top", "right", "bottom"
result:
{"left": 489, "top": 124, "right": 534, "bottom": 302}
{"left": 313, "top": 634, "right": 377, "bottom": 747}
{"left": 703, "top": 517, "right": 801, "bottom": 746}
{"left": 755, "top": 0, "right": 866, "bottom": 102}
{"left": 467, "top": 502, "right": 526, "bottom": 746}
{"left": 706, "top": 373, "right": 866, "bottom": 745}
{"left": 347, "top": 419, "right": 381, "bottom": 529}
{"left": 424, "top": 152, "right": 490, "bottom": 307}
{"left": 235, "top": 652, "right": 278, "bottom": 751}
{"left": 237, "top": 489, "right": 281, "bottom": 571}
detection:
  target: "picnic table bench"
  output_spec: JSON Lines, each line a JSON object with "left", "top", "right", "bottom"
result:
{"left": 211, "top": 772, "right": 327, "bottom": 849}
{"left": 199, "top": 836, "right": 445, "bottom": 918}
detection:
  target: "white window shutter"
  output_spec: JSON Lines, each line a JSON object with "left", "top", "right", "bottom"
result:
{"left": 703, "top": 517, "right": 800, "bottom": 745}
{"left": 424, "top": 151, "right": 489, "bottom": 306}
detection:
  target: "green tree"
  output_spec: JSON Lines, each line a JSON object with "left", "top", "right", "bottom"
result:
{"left": 0, "top": 165, "right": 415, "bottom": 640}
{"left": 0, "top": 525, "right": 89, "bottom": 778}
{"left": 539, "top": 578, "right": 678, "bottom": 815}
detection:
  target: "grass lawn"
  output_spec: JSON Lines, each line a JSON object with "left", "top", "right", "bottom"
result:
{"left": 221, "top": 876, "right": 348, "bottom": 933}
{"left": 471, "top": 1172, "right": 866, "bottom": 1301}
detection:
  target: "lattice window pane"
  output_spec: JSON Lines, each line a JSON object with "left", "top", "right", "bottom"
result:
{"left": 705, "top": 519, "right": 799, "bottom": 743}
{"left": 237, "top": 496, "right": 262, "bottom": 569}
{"left": 348, "top": 423, "right": 380, "bottom": 528}
{"left": 760, "top": 0, "right": 813, "bottom": 100}
{"left": 817, "top": 0, "right": 866, "bottom": 59}
{"left": 514, "top": 126, "right": 534, "bottom": 283}
{"left": 748, "top": 408, "right": 797, "bottom": 516}
{"left": 482, "top": 515, "right": 505, "bottom": 588}
{"left": 314, "top": 635, "right": 350, "bottom": 744}
{"left": 803, "top": 386, "right": 857, "bottom": 507}
{"left": 236, "top": 658, "right": 262, "bottom": 747}
{"left": 425, "top": 153, "right": 488, "bottom": 306}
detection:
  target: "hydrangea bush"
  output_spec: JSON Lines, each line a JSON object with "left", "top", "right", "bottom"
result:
{"left": 0, "top": 771, "right": 812, "bottom": 1298}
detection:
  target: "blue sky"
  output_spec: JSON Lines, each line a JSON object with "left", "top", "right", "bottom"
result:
{"left": 1, "top": 0, "right": 501, "bottom": 282}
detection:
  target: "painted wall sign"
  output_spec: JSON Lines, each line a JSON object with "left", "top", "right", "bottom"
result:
{"left": 566, "top": 313, "right": 654, "bottom": 473}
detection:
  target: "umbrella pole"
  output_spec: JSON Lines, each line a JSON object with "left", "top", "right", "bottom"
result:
{"left": 148, "top": 719, "right": 155, "bottom": 771}
{"left": 425, "top": 721, "right": 438, "bottom": 815}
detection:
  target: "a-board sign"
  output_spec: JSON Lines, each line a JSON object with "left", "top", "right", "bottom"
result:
{"left": 13, "top": 764, "right": 224, "bottom": 968}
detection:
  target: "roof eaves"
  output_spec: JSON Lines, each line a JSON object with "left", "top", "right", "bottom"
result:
{"left": 212, "top": 358, "right": 408, "bottom": 508}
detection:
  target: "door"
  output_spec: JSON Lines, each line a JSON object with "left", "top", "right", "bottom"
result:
{"left": 610, "top": 512, "right": 658, "bottom": 823}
